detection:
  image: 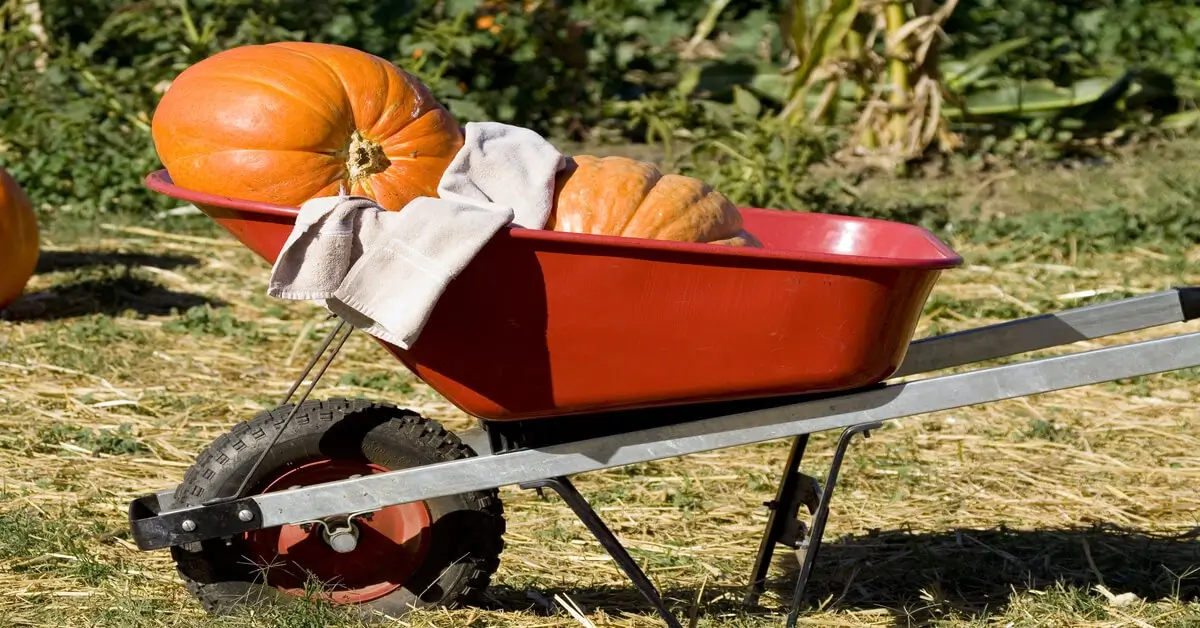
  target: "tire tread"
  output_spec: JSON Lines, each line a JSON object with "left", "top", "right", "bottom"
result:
{"left": 172, "top": 397, "right": 504, "bottom": 616}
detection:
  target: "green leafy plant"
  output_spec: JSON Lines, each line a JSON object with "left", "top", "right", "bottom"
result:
{"left": 1, "top": 0, "right": 1199, "bottom": 224}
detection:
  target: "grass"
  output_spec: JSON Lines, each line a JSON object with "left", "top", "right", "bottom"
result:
{"left": 2, "top": 139, "right": 1200, "bottom": 627}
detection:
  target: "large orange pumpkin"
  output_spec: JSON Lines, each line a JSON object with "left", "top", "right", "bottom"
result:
{"left": 151, "top": 42, "right": 464, "bottom": 210}
{"left": 0, "top": 166, "right": 38, "bottom": 310}
{"left": 548, "top": 155, "right": 761, "bottom": 247}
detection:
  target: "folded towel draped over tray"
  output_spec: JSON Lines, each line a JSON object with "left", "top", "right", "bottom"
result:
{"left": 267, "top": 121, "right": 566, "bottom": 349}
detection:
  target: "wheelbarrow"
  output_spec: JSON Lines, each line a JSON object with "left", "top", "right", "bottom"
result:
{"left": 127, "top": 170, "right": 1200, "bottom": 627}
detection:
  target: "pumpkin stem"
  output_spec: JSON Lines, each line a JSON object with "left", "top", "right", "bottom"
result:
{"left": 345, "top": 131, "right": 391, "bottom": 183}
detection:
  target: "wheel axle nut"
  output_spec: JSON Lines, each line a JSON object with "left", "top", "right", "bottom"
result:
{"left": 326, "top": 528, "right": 358, "bottom": 554}
{"left": 238, "top": 509, "right": 254, "bottom": 522}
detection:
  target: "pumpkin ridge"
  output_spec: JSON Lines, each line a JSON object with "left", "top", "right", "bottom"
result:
{"left": 362, "top": 165, "right": 425, "bottom": 204}
{"left": 378, "top": 107, "right": 455, "bottom": 142}
{"left": 171, "top": 147, "right": 347, "bottom": 162}
{"left": 269, "top": 43, "right": 403, "bottom": 138}
{"left": 206, "top": 65, "right": 351, "bottom": 134}
{"left": 265, "top": 44, "right": 361, "bottom": 107}
{"left": 379, "top": 111, "right": 458, "bottom": 162}
{"left": 160, "top": 132, "right": 347, "bottom": 162}
{"left": 356, "top": 62, "right": 449, "bottom": 156}
{"left": 357, "top": 175, "right": 377, "bottom": 198}
{"left": 372, "top": 67, "right": 431, "bottom": 136}
{"left": 170, "top": 149, "right": 345, "bottom": 199}
{"left": 619, "top": 189, "right": 664, "bottom": 239}
{"left": 612, "top": 159, "right": 663, "bottom": 238}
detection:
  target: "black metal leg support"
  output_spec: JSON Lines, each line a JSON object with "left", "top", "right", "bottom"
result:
{"left": 784, "top": 421, "right": 882, "bottom": 628}
{"left": 520, "top": 477, "right": 684, "bottom": 628}
{"left": 743, "top": 434, "right": 819, "bottom": 606}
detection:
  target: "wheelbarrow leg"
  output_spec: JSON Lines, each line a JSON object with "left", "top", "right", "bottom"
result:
{"left": 521, "top": 477, "right": 684, "bottom": 628}
{"left": 743, "top": 434, "right": 819, "bottom": 606}
{"left": 784, "top": 421, "right": 882, "bottom": 628}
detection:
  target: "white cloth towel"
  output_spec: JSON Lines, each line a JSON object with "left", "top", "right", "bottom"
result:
{"left": 266, "top": 121, "right": 566, "bottom": 349}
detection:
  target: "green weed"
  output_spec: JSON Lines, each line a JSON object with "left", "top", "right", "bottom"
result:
{"left": 163, "top": 304, "right": 263, "bottom": 341}
{"left": 33, "top": 422, "right": 148, "bottom": 456}
{"left": 336, "top": 371, "right": 414, "bottom": 394}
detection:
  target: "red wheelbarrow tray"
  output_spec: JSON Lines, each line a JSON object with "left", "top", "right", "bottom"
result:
{"left": 146, "top": 170, "right": 964, "bottom": 422}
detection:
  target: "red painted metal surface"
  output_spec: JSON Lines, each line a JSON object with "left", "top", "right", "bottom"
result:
{"left": 241, "top": 459, "right": 432, "bottom": 603}
{"left": 147, "top": 170, "right": 962, "bottom": 422}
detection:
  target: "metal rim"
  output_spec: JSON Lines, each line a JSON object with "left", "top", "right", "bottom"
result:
{"left": 240, "top": 459, "right": 433, "bottom": 604}
{"left": 143, "top": 169, "right": 964, "bottom": 270}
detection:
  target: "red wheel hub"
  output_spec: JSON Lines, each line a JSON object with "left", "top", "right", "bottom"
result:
{"left": 240, "top": 459, "right": 432, "bottom": 604}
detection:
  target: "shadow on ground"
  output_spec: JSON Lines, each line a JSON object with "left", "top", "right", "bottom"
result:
{"left": 35, "top": 250, "right": 201, "bottom": 274}
{"left": 485, "top": 523, "right": 1200, "bottom": 625}
{"left": 4, "top": 250, "right": 222, "bottom": 321}
{"left": 4, "top": 275, "right": 224, "bottom": 321}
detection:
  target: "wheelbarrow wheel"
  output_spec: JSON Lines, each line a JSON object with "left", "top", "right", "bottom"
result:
{"left": 169, "top": 397, "right": 505, "bottom": 619}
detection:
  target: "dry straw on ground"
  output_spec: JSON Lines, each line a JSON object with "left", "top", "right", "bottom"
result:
{"left": 1, "top": 170, "right": 1199, "bottom": 627}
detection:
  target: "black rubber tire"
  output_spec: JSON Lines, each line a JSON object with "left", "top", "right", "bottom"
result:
{"left": 170, "top": 397, "right": 505, "bottom": 620}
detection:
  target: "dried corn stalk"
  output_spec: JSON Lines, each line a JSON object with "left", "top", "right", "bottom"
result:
{"left": 779, "top": 0, "right": 962, "bottom": 169}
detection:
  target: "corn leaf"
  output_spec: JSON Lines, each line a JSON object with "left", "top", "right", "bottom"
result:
{"left": 943, "top": 76, "right": 1127, "bottom": 118}
{"left": 1161, "top": 109, "right": 1200, "bottom": 130}
{"left": 785, "top": 0, "right": 861, "bottom": 100}
{"left": 941, "top": 37, "right": 1031, "bottom": 92}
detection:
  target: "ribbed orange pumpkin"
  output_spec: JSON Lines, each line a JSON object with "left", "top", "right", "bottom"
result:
{"left": 151, "top": 42, "right": 464, "bottom": 210}
{"left": 0, "top": 166, "right": 38, "bottom": 310}
{"left": 547, "top": 155, "right": 761, "bottom": 247}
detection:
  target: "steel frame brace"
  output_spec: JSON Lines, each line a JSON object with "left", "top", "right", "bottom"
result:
{"left": 130, "top": 288, "right": 1200, "bottom": 550}
{"left": 127, "top": 288, "right": 1200, "bottom": 626}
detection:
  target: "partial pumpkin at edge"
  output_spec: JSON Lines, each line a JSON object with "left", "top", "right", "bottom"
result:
{"left": 0, "top": 166, "right": 39, "bottom": 310}
{"left": 548, "top": 155, "right": 761, "bottom": 247}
